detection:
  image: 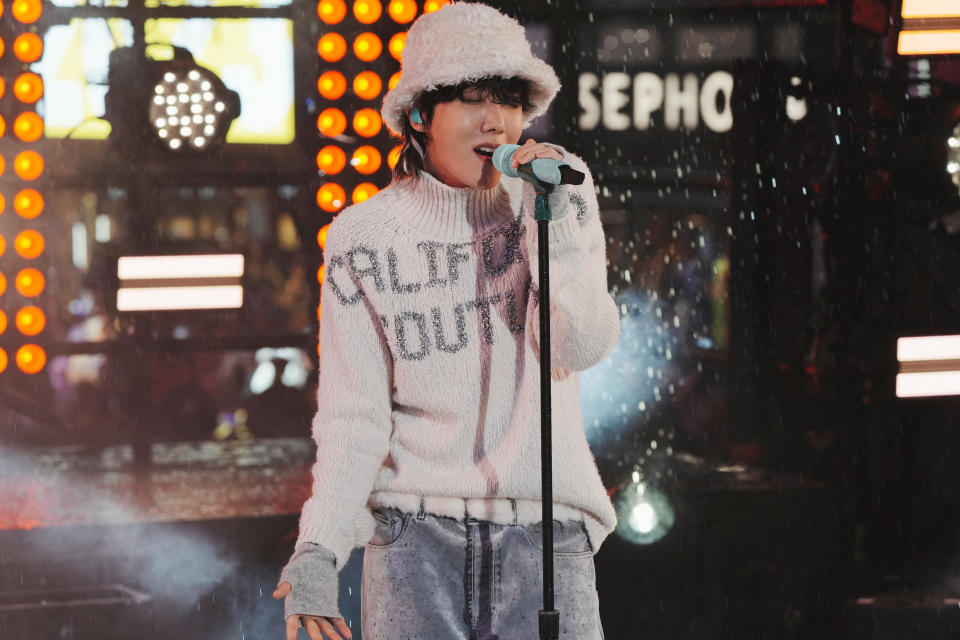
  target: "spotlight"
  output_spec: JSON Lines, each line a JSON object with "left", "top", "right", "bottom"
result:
{"left": 613, "top": 473, "right": 676, "bottom": 545}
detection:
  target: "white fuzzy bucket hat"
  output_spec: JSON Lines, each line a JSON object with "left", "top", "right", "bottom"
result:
{"left": 380, "top": 2, "right": 561, "bottom": 136}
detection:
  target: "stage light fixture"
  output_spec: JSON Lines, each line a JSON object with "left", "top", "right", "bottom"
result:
{"left": 317, "top": 183, "right": 346, "bottom": 212}
{"left": 0, "top": 349, "right": 7, "bottom": 374}
{"left": 150, "top": 67, "right": 240, "bottom": 151}
{"left": 389, "top": 32, "right": 406, "bottom": 61}
{"left": 317, "top": 223, "right": 330, "bottom": 249}
{"left": 353, "top": 71, "right": 382, "bottom": 100}
{"left": 11, "top": 0, "right": 42, "bottom": 24}
{"left": 902, "top": 0, "right": 960, "bottom": 19}
{"left": 318, "top": 71, "right": 347, "bottom": 100}
{"left": 424, "top": 0, "right": 449, "bottom": 13}
{"left": 0, "top": 273, "right": 5, "bottom": 296}
{"left": 14, "top": 230, "right": 43, "bottom": 259}
{"left": 388, "top": 0, "right": 417, "bottom": 23}
{"left": 353, "top": 108, "right": 382, "bottom": 137}
{"left": 318, "top": 33, "right": 348, "bottom": 63}
{"left": 13, "top": 33, "right": 42, "bottom": 63}
{"left": 0, "top": 311, "right": 6, "bottom": 334}
{"left": 13, "top": 73, "right": 42, "bottom": 103}
{"left": 353, "top": 33, "right": 382, "bottom": 62}
{"left": 389, "top": 71, "right": 401, "bottom": 91}
{"left": 948, "top": 122, "right": 960, "bottom": 195}
{"left": 0, "top": 234, "right": 5, "bottom": 257}
{"left": 318, "top": 108, "right": 347, "bottom": 137}
{"left": 14, "top": 189, "right": 42, "bottom": 218}
{"left": 351, "top": 145, "right": 381, "bottom": 174}
{"left": 116, "top": 254, "right": 245, "bottom": 312}
{"left": 0, "top": 115, "right": 6, "bottom": 138}
{"left": 13, "top": 150, "right": 42, "bottom": 180}
{"left": 897, "top": 334, "right": 960, "bottom": 397}
{"left": 318, "top": 0, "right": 347, "bottom": 24}
{"left": 613, "top": 474, "right": 676, "bottom": 545}
{"left": 15, "top": 307, "right": 44, "bottom": 336}
{"left": 15, "top": 267, "right": 44, "bottom": 297}
{"left": 354, "top": 0, "right": 382, "bottom": 24}
{"left": 317, "top": 145, "right": 347, "bottom": 174}
{"left": 13, "top": 112, "right": 42, "bottom": 142}
{"left": 388, "top": 145, "right": 401, "bottom": 169}
{"left": 15, "top": 344, "right": 45, "bottom": 374}
{"left": 352, "top": 182, "right": 378, "bottom": 203}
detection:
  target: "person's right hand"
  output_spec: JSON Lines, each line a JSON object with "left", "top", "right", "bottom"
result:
{"left": 273, "top": 581, "right": 353, "bottom": 640}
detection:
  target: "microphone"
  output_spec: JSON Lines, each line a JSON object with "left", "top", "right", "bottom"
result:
{"left": 491, "top": 144, "right": 585, "bottom": 186}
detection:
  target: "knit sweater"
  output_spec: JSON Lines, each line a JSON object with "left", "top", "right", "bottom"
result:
{"left": 295, "top": 145, "right": 620, "bottom": 576}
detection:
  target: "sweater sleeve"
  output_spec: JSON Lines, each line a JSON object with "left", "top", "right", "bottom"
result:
{"left": 295, "top": 220, "right": 395, "bottom": 570}
{"left": 523, "top": 145, "right": 621, "bottom": 373}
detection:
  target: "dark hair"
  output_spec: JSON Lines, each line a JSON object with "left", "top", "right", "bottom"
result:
{"left": 391, "top": 75, "right": 534, "bottom": 181}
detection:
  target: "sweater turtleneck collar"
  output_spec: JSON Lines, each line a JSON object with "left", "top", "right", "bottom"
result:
{"left": 393, "top": 169, "right": 519, "bottom": 241}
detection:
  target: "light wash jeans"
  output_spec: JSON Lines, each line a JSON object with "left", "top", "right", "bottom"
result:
{"left": 361, "top": 503, "right": 605, "bottom": 640}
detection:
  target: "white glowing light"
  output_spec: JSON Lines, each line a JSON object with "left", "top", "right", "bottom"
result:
{"left": 117, "top": 286, "right": 243, "bottom": 311}
{"left": 897, "top": 372, "right": 960, "bottom": 397}
{"left": 629, "top": 503, "right": 658, "bottom": 534}
{"left": 898, "top": 335, "right": 960, "bottom": 361}
{"left": 118, "top": 254, "right": 244, "bottom": 280}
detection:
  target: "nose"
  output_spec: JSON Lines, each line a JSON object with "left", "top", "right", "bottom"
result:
{"left": 481, "top": 101, "right": 505, "bottom": 133}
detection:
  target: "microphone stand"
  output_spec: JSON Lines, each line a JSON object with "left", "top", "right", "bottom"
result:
{"left": 530, "top": 176, "right": 560, "bottom": 640}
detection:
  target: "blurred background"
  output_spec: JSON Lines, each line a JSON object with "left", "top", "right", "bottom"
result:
{"left": 1, "top": 0, "right": 959, "bottom": 638}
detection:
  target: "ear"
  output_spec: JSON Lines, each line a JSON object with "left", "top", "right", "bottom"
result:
{"left": 407, "top": 109, "right": 427, "bottom": 133}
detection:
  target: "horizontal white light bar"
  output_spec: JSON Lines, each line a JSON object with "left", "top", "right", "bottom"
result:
{"left": 902, "top": 0, "right": 960, "bottom": 19}
{"left": 117, "top": 285, "right": 243, "bottom": 311}
{"left": 896, "top": 371, "right": 960, "bottom": 398}
{"left": 117, "top": 254, "right": 244, "bottom": 280}
{"left": 898, "top": 30, "right": 960, "bottom": 55}
{"left": 898, "top": 334, "right": 960, "bottom": 361}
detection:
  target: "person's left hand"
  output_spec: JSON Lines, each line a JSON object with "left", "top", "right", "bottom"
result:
{"left": 510, "top": 139, "right": 563, "bottom": 168}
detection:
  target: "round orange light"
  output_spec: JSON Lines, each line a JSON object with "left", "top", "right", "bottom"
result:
{"left": 353, "top": 0, "right": 382, "bottom": 24}
{"left": 352, "top": 108, "right": 382, "bottom": 137}
{"left": 317, "top": 223, "right": 330, "bottom": 249}
{"left": 353, "top": 33, "right": 382, "bottom": 62}
{"left": 318, "top": 33, "right": 348, "bottom": 63}
{"left": 14, "top": 150, "right": 43, "bottom": 180}
{"left": 389, "top": 32, "right": 406, "bottom": 61}
{"left": 0, "top": 349, "right": 7, "bottom": 374}
{"left": 14, "top": 112, "right": 43, "bottom": 142}
{"left": 317, "top": 266, "right": 325, "bottom": 284}
{"left": 0, "top": 311, "right": 6, "bottom": 334}
{"left": 0, "top": 155, "right": 5, "bottom": 177}
{"left": 13, "top": 73, "right": 43, "bottom": 103}
{"left": 0, "top": 193, "right": 5, "bottom": 215}
{"left": 0, "top": 78, "right": 6, "bottom": 100}
{"left": 388, "top": 0, "right": 417, "bottom": 23}
{"left": 389, "top": 71, "right": 402, "bottom": 91}
{"left": 317, "top": 108, "right": 347, "bottom": 137}
{"left": 0, "top": 272, "right": 5, "bottom": 296}
{"left": 14, "top": 230, "right": 43, "bottom": 259}
{"left": 352, "top": 183, "right": 379, "bottom": 204}
{"left": 317, "top": 71, "right": 347, "bottom": 100}
{"left": 16, "top": 344, "right": 45, "bottom": 374}
{"left": 388, "top": 145, "right": 402, "bottom": 170}
{"left": 423, "top": 0, "right": 449, "bottom": 12}
{"left": 14, "top": 189, "right": 43, "bottom": 218}
{"left": 0, "top": 234, "right": 5, "bottom": 258}
{"left": 353, "top": 71, "right": 383, "bottom": 100}
{"left": 12, "top": 0, "right": 42, "bottom": 24}
{"left": 317, "top": 0, "right": 347, "bottom": 24}
{"left": 316, "top": 145, "right": 347, "bottom": 174}
{"left": 352, "top": 145, "right": 382, "bottom": 175}
{"left": 15, "top": 268, "right": 44, "bottom": 297}
{"left": 15, "top": 306, "right": 45, "bottom": 336}
{"left": 13, "top": 33, "right": 42, "bottom": 63}
{"left": 0, "top": 39, "right": 5, "bottom": 60}
{"left": 317, "top": 183, "right": 347, "bottom": 213}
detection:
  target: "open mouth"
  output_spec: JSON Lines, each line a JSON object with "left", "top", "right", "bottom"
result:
{"left": 474, "top": 147, "right": 495, "bottom": 159}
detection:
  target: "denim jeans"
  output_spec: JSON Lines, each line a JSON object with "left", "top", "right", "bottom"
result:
{"left": 361, "top": 504, "right": 605, "bottom": 640}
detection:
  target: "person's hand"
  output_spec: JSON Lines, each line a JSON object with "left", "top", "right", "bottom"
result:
{"left": 510, "top": 139, "right": 564, "bottom": 168}
{"left": 273, "top": 581, "right": 353, "bottom": 640}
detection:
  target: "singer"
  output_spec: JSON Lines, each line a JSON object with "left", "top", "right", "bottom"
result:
{"left": 274, "top": 3, "right": 620, "bottom": 639}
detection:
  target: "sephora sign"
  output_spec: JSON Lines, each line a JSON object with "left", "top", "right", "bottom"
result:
{"left": 577, "top": 70, "right": 734, "bottom": 133}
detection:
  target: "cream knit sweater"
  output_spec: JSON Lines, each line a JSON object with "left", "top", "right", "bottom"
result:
{"left": 295, "top": 146, "right": 621, "bottom": 571}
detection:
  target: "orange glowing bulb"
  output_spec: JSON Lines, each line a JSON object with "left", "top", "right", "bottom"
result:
{"left": 317, "top": 223, "right": 330, "bottom": 249}
{"left": 317, "top": 183, "right": 347, "bottom": 213}
{"left": 14, "top": 230, "right": 43, "bottom": 259}
{"left": 0, "top": 311, "right": 6, "bottom": 335}
{"left": 388, "top": 145, "right": 402, "bottom": 170}
{"left": 352, "top": 145, "right": 382, "bottom": 175}
{"left": 317, "top": 108, "right": 347, "bottom": 137}
{"left": 13, "top": 112, "right": 43, "bottom": 142}
{"left": 423, "top": 0, "right": 449, "bottom": 12}
{"left": 0, "top": 349, "right": 7, "bottom": 374}
{"left": 0, "top": 39, "right": 5, "bottom": 60}
{"left": 15, "top": 307, "right": 44, "bottom": 336}
{"left": 13, "top": 73, "right": 43, "bottom": 103}
{"left": 353, "top": 33, "right": 382, "bottom": 61}
{"left": 13, "top": 33, "right": 42, "bottom": 62}
{"left": 0, "top": 155, "right": 5, "bottom": 176}
{"left": 317, "top": 266, "right": 325, "bottom": 284}
{"left": 317, "top": 0, "right": 347, "bottom": 24}
{"left": 316, "top": 145, "right": 347, "bottom": 174}
{"left": 389, "top": 32, "right": 406, "bottom": 61}
{"left": 14, "top": 189, "right": 43, "bottom": 218}
{"left": 354, "top": 0, "right": 382, "bottom": 24}
{"left": 388, "top": 0, "right": 417, "bottom": 23}
{"left": 318, "top": 33, "right": 348, "bottom": 62}
{"left": 14, "top": 150, "right": 43, "bottom": 180}
{"left": 0, "top": 234, "right": 5, "bottom": 258}
{"left": 317, "top": 71, "right": 347, "bottom": 100}
{"left": 0, "top": 78, "right": 5, "bottom": 100}
{"left": 16, "top": 344, "right": 45, "bottom": 374}
{"left": 0, "top": 193, "right": 5, "bottom": 215}
{"left": 353, "top": 71, "right": 383, "bottom": 100}
{"left": 352, "top": 183, "right": 379, "bottom": 204}
{"left": 389, "top": 71, "right": 402, "bottom": 91}
{"left": 353, "top": 108, "right": 382, "bottom": 137}
{"left": 12, "top": 0, "right": 42, "bottom": 24}
{"left": 0, "top": 272, "right": 5, "bottom": 296}
{"left": 15, "top": 268, "right": 44, "bottom": 297}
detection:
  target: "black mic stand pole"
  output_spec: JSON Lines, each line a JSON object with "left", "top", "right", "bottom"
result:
{"left": 531, "top": 179, "right": 560, "bottom": 640}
